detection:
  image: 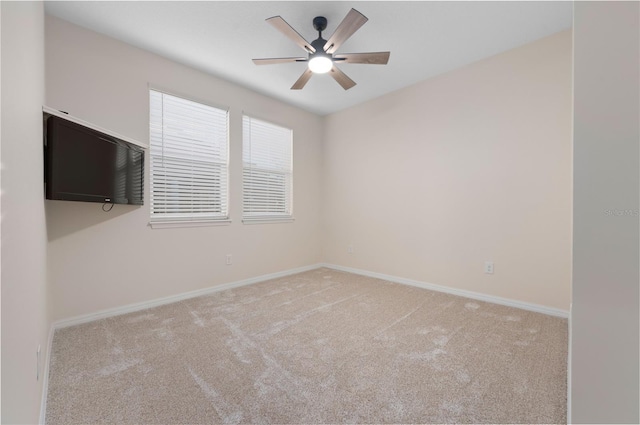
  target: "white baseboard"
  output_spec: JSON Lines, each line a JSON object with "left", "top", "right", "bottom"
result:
{"left": 322, "top": 263, "right": 570, "bottom": 318}
{"left": 53, "top": 262, "right": 567, "bottom": 330}
{"left": 52, "top": 263, "right": 324, "bottom": 329}
{"left": 39, "top": 323, "right": 55, "bottom": 424}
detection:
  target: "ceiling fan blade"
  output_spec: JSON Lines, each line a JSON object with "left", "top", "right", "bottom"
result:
{"left": 323, "top": 8, "right": 368, "bottom": 54}
{"left": 266, "top": 16, "right": 316, "bottom": 54}
{"left": 329, "top": 65, "right": 356, "bottom": 90}
{"left": 253, "top": 57, "right": 307, "bottom": 65}
{"left": 291, "top": 69, "right": 313, "bottom": 90}
{"left": 333, "top": 52, "right": 390, "bottom": 65}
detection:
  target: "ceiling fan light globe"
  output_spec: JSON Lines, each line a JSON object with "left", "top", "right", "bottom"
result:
{"left": 308, "top": 56, "right": 333, "bottom": 74}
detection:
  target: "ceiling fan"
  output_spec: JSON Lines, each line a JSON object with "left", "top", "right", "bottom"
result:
{"left": 253, "top": 8, "right": 390, "bottom": 90}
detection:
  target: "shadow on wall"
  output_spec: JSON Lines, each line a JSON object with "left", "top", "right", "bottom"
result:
{"left": 45, "top": 200, "right": 141, "bottom": 241}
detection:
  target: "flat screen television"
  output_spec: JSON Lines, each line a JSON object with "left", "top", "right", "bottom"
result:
{"left": 45, "top": 115, "right": 145, "bottom": 205}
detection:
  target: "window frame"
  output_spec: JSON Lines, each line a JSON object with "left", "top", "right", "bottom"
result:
{"left": 242, "top": 114, "right": 294, "bottom": 224}
{"left": 149, "top": 88, "right": 231, "bottom": 229}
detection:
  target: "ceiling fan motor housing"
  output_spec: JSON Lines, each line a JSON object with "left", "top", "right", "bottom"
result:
{"left": 310, "top": 38, "right": 330, "bottom": 58}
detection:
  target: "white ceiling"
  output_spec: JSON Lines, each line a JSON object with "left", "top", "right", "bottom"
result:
{"left": 44, "top": 1, "right": 573, "bottom": 116}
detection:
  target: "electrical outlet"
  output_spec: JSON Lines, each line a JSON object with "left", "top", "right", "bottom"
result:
{"left": 484, "top": 261, "right": 494, "bottom": 274}
{"left": 226, "top": 254, "right": 232, "bottom": 265}
{"left": 37, "top": 345, "right": 41, "bottom": 381}
{"left": 348, "top": 244, "right": 354, "bottom": 254}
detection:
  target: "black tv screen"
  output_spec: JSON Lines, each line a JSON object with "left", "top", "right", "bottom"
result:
{"left": 45, "top": 116, "right": 144, "bottom": 205}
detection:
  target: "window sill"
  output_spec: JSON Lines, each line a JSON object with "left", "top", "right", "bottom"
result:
{"left": 242, "top": 216, "right": 295, "bottom": 225}
{"left": 149, "top": 219, "right": 232, "bottom": 229}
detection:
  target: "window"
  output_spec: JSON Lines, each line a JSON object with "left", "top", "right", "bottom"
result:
{"left": 149, "top": 90, "right": 229, "bottom": 226}
{"left": 242, "top": 116, "right": 293, "bottom": 221}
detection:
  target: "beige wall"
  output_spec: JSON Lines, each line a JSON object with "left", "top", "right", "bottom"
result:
{"left": 323, "top": 31, "right": 572, "bottom": 311}
{"left": 1, "top": 2, "right": 51, "bottom": 423}
{"left": 45, "top": 16, "right": 323, "bottom": 321}
{"left": 45, "top": 18, "right": 572, "bottom": 317}
{"left": 571, "top": 2, "right": 639, "bottom": 422}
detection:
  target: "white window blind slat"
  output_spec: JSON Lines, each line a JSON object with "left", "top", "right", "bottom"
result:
{"left": 150, "top": 90, "right": 229, "bottom": 221}
{"left": 242, "top": 116, "right": 293, "bottom": 219}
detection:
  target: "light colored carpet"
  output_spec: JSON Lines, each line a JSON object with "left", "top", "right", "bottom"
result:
{"left": 45, "top": 268, "right": 567, "bottom": 424}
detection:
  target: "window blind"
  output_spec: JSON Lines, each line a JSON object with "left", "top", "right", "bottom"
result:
{"left": 150, "top": 90, "right": 229, "bottom": 221}
{"left": 242, "top": 116, "right": 293, "bottom": 219}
